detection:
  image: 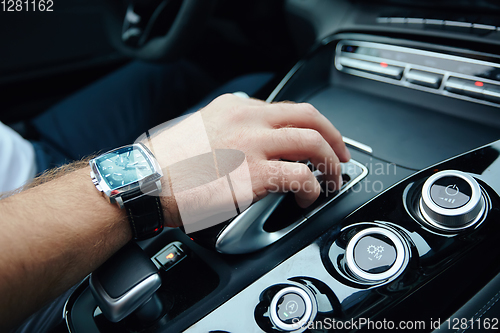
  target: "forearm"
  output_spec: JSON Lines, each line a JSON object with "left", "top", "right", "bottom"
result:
{"left": 0, "top": 166, "right": 131, "bottom": 331}
{"left": 0, "top": 95, "right": 351, "bottom": 331}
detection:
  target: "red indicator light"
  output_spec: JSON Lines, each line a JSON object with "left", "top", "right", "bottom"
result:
{"left": 111, "top": 190, "right": 119, "bottom": 195}
{"left": 166, "top": 253, "right": 175, "bottom": 260}
{"left": 380, "top": 62, "right": 388, "bottom": 68}
{"left": 475, "top": 81, "right": 484, "bottom": 87}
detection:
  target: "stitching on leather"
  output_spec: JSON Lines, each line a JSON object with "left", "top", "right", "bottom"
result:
{"left": 155, "top": 198, "right": 162, "bottom": 223}
{"left": 457, "top": 290, "right": 500, "bottom": 332}
{"left": 127, "top": 207, "right": 138, "bottom": 239}
{"left": 472, "top": 290, "right": 500, "bottom": 320}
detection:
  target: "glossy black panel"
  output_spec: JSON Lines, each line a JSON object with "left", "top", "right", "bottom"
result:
{"left": 313, "top": 141, "right": 500, "bottom": 330}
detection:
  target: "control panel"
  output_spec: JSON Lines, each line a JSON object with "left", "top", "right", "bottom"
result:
{"left": 184, "top": 141, "right": 500, "bottom": 333}
{"left": 419, "top": 170, "right": 486, "bottom": 231}
{"left": 335, "top": 40, "right": 500, "bottom": 107}
{"left": 343, "top": 226, "right": 408, "bottom": 283}
{"left": 257, "top": 283, "right": 318, "bottom": 332}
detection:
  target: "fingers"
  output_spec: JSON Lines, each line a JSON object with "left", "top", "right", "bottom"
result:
{"left": 206, "top": 95, "right": 350, "bottom": 207}
{"left": 260, "top": 160, "right": 322, "bottom": 208}
{"left": 263, "top": 102, "right": 351, "bottom": 162}
{"left": 212, "top": 96, "right": 350, "bottom": 164}
{"left": 263, "top": 127, "right": 342, "bottom": 191}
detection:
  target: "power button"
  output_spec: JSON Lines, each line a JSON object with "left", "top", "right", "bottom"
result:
{"left": 430, "top": 176, "right": 472, "bottom": 209}
{"left": 420, "top": 170, "right": 485, "bottom": 230}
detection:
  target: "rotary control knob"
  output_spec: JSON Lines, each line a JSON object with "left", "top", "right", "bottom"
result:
{"left": 419, "top": 170, "right": 485, "bottom": 231}
{"left": 269, "top": 286, "right": 316, "bottom": 331}
{"left": 345, "top": 227, "right": 408, "bottom": 282}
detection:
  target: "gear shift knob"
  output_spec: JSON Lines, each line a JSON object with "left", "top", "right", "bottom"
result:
{"left": 89, "top": 243, "right": 162, "bottom": 323}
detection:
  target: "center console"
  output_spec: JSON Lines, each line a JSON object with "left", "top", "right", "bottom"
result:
{"left": 181, "top": 141, "right": 500, "bottom": 333}
{"left": 64, "top": 3, "right": 500, "bottom": 332}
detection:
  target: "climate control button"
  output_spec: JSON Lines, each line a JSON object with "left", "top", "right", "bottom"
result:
{"left": 346, "top": 227, "right": 408, "bottom": 282}
{"left": 354, "top": 234, "right": 397, "bottom": 274}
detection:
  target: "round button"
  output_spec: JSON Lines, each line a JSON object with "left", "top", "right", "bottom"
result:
{"left": 269, "top": 286, "right": 314, "bottom": 331}
{"left": 345, "top": 227, "right": 407, "bottom": 282}
{"left": 276, "top": 293, "right": 306, "bottom": 324}
{"left": 430, "top": 176, "right": 472, "bottom": 209}
{"left": 420, "top": 170, "right": 485, "bottom": 230}
{"left": 354, "top": 234, "right": 397, "bottom": 274}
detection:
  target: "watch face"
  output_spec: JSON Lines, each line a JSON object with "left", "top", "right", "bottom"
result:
{"left": 96, "top": 145, "right": 155, "bottom": 190}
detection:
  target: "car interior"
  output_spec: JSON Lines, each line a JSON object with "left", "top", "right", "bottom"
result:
{"left": 2, "top": 0, "right": 500, "bottom": 332}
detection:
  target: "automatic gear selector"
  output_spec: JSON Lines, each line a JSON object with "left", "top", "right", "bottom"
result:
{"left": 419, "top": 170, "right": 486, "bottom": 231}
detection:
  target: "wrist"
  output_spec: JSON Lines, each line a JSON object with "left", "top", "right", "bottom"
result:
{"left": 159, "top": 187, "right": 182, "bottom": 228}
{"left": 89, "top": 144, "right": 167, "bottom": 239}
{"left": 80, "top": 166, "right": 131, "bottom": 239}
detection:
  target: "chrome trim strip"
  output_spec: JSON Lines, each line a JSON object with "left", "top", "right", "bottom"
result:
{"left": 472, "top": 23, "right": 496, "bottom": 30}
{"left": 343, "top": 136, "right": 373, "bottom": 154}
{"left": 215, "top": 192, "right": 299, "bottom": 254}
{"left": 339, "top": 57, "right": 403, "bottom": 78}
{"left": 266, "top": 61, "right": 304, "bottom": 102}
{"left": 405, "top": 70, "right": 441, "bottom": 86}
{"left": 444, "top": 21, "right": 472, "bottom": 28}
{"left": 419, "top": 195, "right": 486, "bottom": 231}
{"left": 376, "top": 17, "right": 498, "bottom": 32}
{"left": 63, "top": 276, "right": 92, "bottom": 333}
{"left": 89, "top": 273, "right": 161, "bottom": 323}
{"left": 425, "top": 19, "right": 444, "bottom": 25}
{"left": 305, "top": 159, "right": 368, "bottom": 219}
{"left": 337, "top": 40, "right": 500, "bottom": 69}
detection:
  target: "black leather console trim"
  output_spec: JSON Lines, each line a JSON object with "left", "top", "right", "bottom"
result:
{"left": 433, "top": 272, "right": 500, "bottom": 332}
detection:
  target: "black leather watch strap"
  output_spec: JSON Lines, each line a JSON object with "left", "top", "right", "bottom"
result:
{"left": 121, "top": 188, "right": 164, "bottom": 240}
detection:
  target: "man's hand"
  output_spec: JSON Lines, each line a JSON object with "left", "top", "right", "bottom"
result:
{"left": 201, "top": 94, "right": 350, "bottom": 204}
{"left": 145, "top": 94, "right": 350, "bottom": 228}
{"left": 0, "top": 94, "right": 349, "bottom": 330}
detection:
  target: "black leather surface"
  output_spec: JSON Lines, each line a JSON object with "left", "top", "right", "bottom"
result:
{"left": 433, "top": 272, "right": 500, "bottom": 332}
{"left": 123, "top": 190, "right": 164, "bottom": 240}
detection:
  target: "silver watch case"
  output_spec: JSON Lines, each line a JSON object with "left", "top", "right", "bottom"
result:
{"left": 89, "top": 143, "right": 163, "bottom": 209}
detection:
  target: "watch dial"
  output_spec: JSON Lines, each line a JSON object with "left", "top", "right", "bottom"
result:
{"left": 96, "top": 146, "right": 154, "bottom": 190}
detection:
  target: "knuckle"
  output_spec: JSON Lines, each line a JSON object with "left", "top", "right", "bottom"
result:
{"left": 272, "top": 128, "right": 287, "bottom": 148}
{"left": 303, "top": 129, "right": 324, "bottom": 149}
{"left": 296, "top": 164, "right": 312, "bottom": 183}
{"left": 217, "top": 93, "right": 236, "bottom": 102}
{"left": 227, "top": 105, "right": 246, "bottom": 122}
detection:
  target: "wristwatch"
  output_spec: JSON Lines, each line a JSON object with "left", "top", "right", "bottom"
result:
{"left": 89, "top": 143, "right": 164, "bottom": 240}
